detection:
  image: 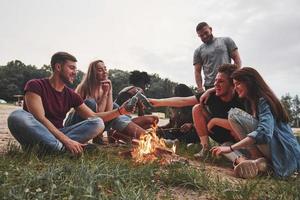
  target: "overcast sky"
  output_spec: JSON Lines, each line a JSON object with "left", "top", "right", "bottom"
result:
{"left": 1, "top": 0, "right": 299, "bottom": 97}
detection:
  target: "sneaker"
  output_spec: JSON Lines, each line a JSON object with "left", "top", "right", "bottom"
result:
{"left": 194, "top": 147, "right": 209, "bottom": 159}
{"left": 234, "top": 157, "right": 268, "bottom": 179}
{"left": 92, "top": 135, "right": 104, "bottom": 145}
{"left": 135, "top": 91, "right": 153, "bottom": 110}
{"left": 254, "top": 157, "right": 268, "bottom": 172}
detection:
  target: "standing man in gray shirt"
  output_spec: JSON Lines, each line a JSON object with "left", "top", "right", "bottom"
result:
{"left": 193, "top": 22, "right": 242, "bottom": 93}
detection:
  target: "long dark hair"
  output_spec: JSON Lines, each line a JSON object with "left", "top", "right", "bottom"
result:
{"left": 232, "top": 67, "right": 289, "bottom": 122}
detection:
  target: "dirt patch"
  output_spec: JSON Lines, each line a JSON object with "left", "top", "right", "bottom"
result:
{"left": 0, "top": 104, "right": 20, "bottom": 153}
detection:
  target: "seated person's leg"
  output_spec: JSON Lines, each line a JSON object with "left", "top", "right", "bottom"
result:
{"left": 131, "top": 115, "right": 159, "bottom": 129}
{"left": 209, "top": 126, "right": 235, "bottom": 144}
{"left": 207, "top": 118, "right": 240, "bottom": 141}
{"left": 62, "top": 117, "right": 104, "bottom": 144}
{"left": 108, "top": 103, "right": 146, "bottom": 140}
{"left": 192, "top": 104, "right": 210, "bottom": 148}
{"left": 108, "top": 114, "right": 145, "bottom": 140}
{"left": 7, "top": 109, "right": 64, "bottom": 152}
{"left": 228, "top": 108, "right": 266, "bottom": 159}
{"left": 178, "top": 128, "right": 200, "bottom": 144}
{"left": 64, "top": 99, "right": 97, "bottom": 127}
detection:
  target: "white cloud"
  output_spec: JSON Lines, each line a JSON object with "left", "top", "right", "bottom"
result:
{"left": 0, "top": 0, "right": 299, "bottom": 96}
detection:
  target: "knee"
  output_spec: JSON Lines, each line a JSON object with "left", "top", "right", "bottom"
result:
{"left": 88, "top": 117, "right": 105, "bottom": 134}
{"left": 112, "top": 103, "right": 120, "bottom": 109}
{"left": 192, "top": 104, "right": 200, "bottom": 113}
{"left": 228, "top": 108, "right": 241, "bottom": 123}
{"left": 149, "top": 115, "right": 159, "bottom": 124}
{"left": 8, "top": 110, "right": 28, "bottom": 128}
{"left": 192, "top": 104, "right": 206, "bottom": 118}
{"left": 112, "top": 116, "right": 131, "bottom": 132}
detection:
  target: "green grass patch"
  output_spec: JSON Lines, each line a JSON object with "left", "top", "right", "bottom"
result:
{"left": 0, "top": 144, "right": 299, "bottom": 199}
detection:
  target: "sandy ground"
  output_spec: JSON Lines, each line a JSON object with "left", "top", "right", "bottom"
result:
{"left": 0, "top": 104, "right": 20, "bottom": 153}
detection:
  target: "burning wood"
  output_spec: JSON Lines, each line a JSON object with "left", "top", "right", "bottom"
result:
{"left": 129, "top": 126, "right": 181, "bottom": 164}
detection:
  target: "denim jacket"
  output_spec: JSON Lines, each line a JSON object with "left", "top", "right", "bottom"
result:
{"left": 248, "top": 98, "right": 300, "bottom": 177}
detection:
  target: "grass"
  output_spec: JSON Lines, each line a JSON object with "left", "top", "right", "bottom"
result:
{"left": 0, "top": 143, "right": 299, "bottom": 200}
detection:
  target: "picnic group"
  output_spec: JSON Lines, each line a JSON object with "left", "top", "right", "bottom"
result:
{"left": 7, "top": 22, "right": 300, "bottom": 179}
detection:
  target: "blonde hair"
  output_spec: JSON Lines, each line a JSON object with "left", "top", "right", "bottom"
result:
{"left": 76, "top": 60, "right": 103, "bottom": 99}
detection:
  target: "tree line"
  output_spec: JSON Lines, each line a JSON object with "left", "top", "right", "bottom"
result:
{"left": 0, "top": 60, "right": 181, "bottom": 114}
{"left": 0, "top": 60, "right": 299, "bottom": 127}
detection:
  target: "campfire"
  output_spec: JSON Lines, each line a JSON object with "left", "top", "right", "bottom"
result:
{"left": 120, "top": 125, "right": 187, "bottom": 165}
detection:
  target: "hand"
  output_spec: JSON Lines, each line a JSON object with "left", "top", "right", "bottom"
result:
{"left": 211, "top": 146, "right": 232, "bottom": 156}
{"left": 120, "top": 99, "right": 136, "bottom": 115}
{"left": 148, "top": 98, "right": 158, "bottom": 107}
{"left": 100, "top": 80, "right": 111, "bottom": 93}
{"left": 180, "top": 123, "right": 193, "bottom": 133}
{"left": 197, "top": 87, "right": 205, "bottom": 93}
{"left": 199, "top": 88, "right": 215, "bottom": 106}
{"left": 207, "top": 119, "right": 216, "bottom": 133}
{"left": 199, "top": 92, "right": 210, "bottom": 106}
{"left": 64, "top": 139, "right": 87, "bottom": 155}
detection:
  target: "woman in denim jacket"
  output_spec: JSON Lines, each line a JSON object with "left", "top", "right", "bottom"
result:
{"left": 212, "top": 67, "right": 300, "bottom": 178}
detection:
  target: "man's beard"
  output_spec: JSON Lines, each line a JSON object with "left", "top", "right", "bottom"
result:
{"left": 59, "top": 72, "right": 73, "bottom": 85}
{"left": 203, "top": 34, "right": 213, "bottom": 44}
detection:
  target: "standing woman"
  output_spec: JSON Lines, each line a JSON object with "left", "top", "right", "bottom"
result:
{"left": 212, "top": 67, "right": 300, "bottom": 178}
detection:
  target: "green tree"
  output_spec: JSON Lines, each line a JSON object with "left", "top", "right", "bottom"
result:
{"left": 281, "top": 94, "right": 294, "bottom": 124}
{"left": 109, "top": 69, "right": 131, "bottom": 99}
{"left": 292, "top": 95, "right": 300, "bottom": 127}
{"left": 0, "top": 60, "right": 50, "bottom": 101}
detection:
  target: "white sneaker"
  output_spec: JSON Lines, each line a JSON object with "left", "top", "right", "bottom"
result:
{"left": 234, "top": 157, "right": 268, "bottom": 179}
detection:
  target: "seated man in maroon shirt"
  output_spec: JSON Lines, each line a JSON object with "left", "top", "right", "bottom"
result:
{"left": 7, "top": 52, "right": 138, "bottom": 155}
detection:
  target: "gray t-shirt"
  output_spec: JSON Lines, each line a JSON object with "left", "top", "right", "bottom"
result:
{"left": 193, "top": 37, "right": 237, "bottom": 87}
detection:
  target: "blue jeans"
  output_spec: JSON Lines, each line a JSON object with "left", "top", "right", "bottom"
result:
{"left": 7, "top": 109, "right": 104, "bottom": 152}
{"left": 228, "top": 108, "right": 271, "bottom": 159}
{"left": 64, "top": 99, "right": 131, "bottom": 132}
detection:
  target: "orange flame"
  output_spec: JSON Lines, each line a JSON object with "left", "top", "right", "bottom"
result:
{"left": 131, "top": 125, "right": 176, "bottom": 164}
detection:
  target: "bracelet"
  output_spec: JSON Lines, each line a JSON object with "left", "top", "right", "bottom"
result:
{"left": 229, "top": 145, "right": 234, "bottom": 152}
{"left": 117, "top": 107, "right": 122, "bottom": 115}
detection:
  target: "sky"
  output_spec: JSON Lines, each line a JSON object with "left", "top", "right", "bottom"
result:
{"left": 1, "top": 0, "right": 299, "bottom": 97}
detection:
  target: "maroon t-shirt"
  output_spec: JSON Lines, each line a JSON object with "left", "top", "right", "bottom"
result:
{"left": 23, "top": 78, "right": 83, "bottom": 128}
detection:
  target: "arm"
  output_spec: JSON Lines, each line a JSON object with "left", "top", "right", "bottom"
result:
{"left": 247, "top": 99, "right": 275, "bottom": 144}
{"left": 97, "top": 80, "right": 113, "bottom": 112}
{"left": 211, "top": 136, "right": 255, "bottom": 156}
{"left": 230, "top": 49, "right": 242, "bottom": 68}
{"left": 137, "top": 101, "right": 145, "bottom": 116}
{"left": 76, "top": 100, "right": 132, "bottom": 122}
{"left": 25, "top": 92, "right": 85, "bottom": 155}
{"left": 194, "top": 63, "right": 204, "bottom": 93}
{"left": 149, "top": 96, "right": 198, "bottom": 108}
{"left": 199, "top": 88, "right": 215, "bottom": 106}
